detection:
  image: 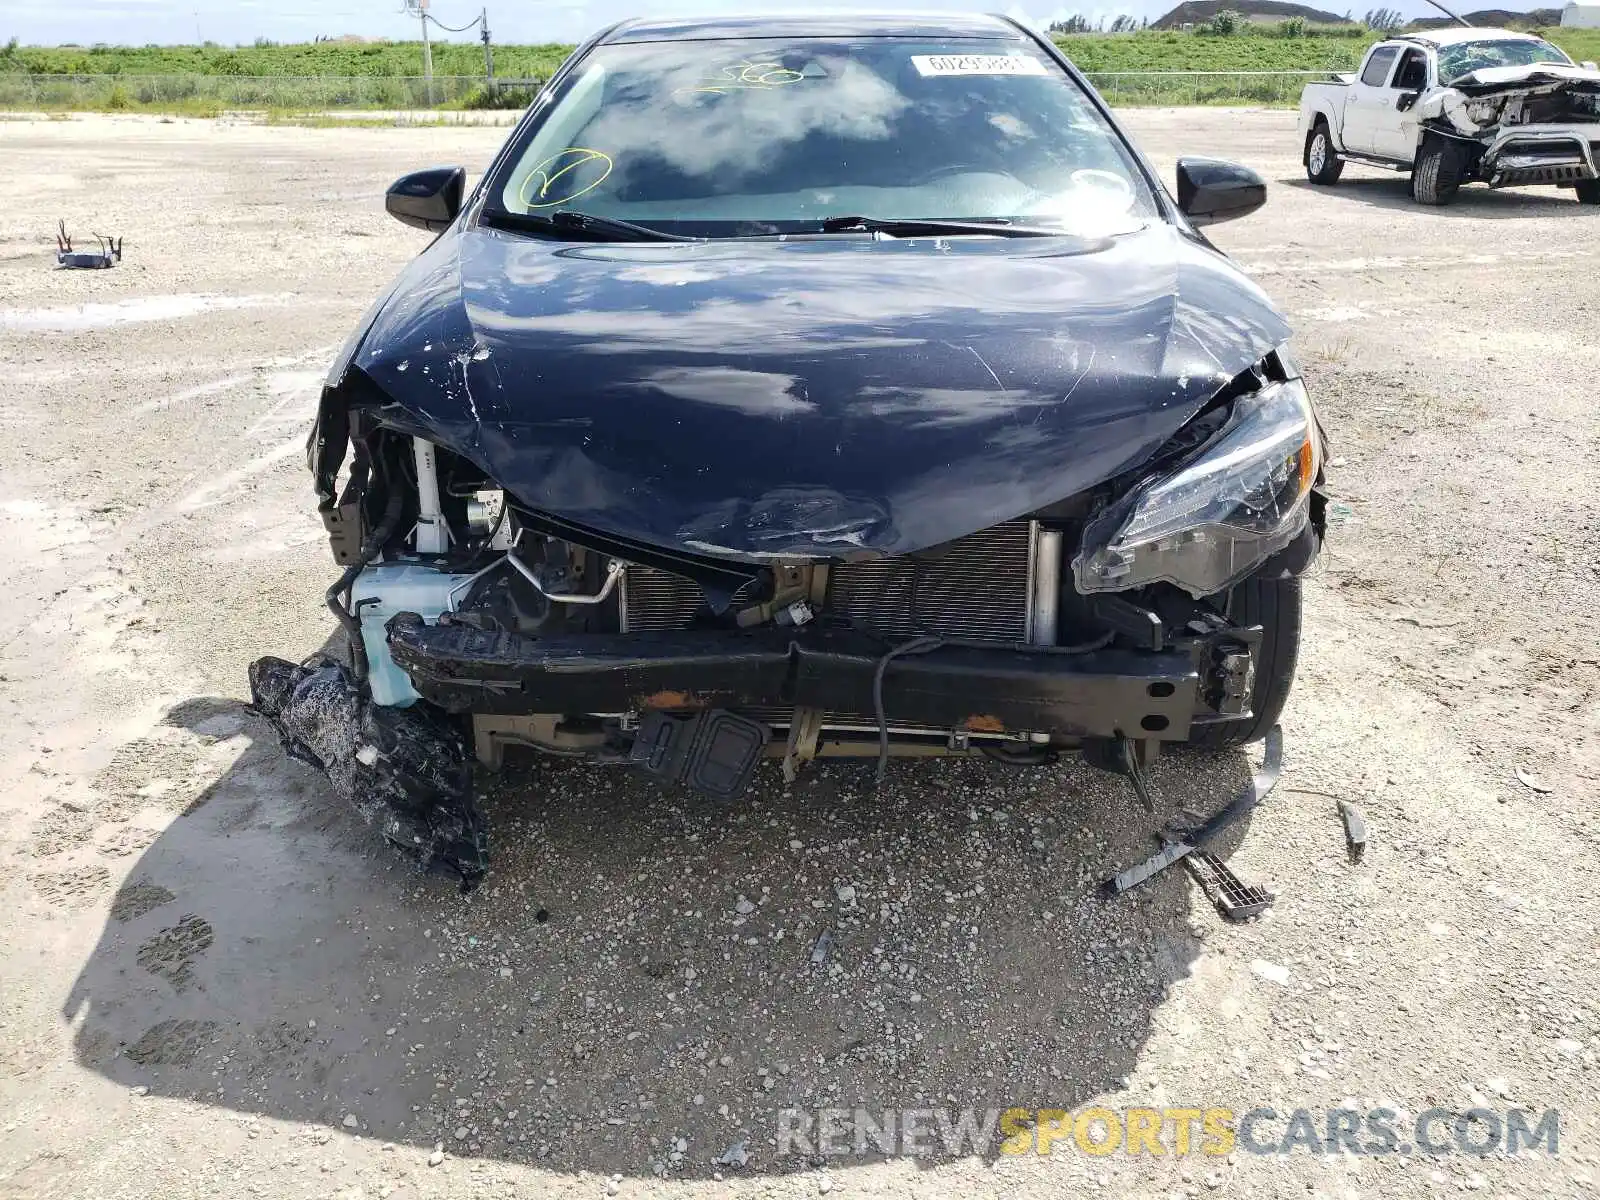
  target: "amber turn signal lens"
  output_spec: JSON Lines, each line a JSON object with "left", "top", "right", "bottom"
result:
{"left": 1294, "top": 438, "right": 1316, "bottom": 497}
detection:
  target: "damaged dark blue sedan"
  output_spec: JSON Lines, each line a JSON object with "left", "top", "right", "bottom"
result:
{"left": 260, "top": 12, "right": 1326, "bottom": 883}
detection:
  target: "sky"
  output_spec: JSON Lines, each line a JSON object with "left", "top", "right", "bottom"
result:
{"left": 4, "top": 0, "right": 1553, "bottom": 48}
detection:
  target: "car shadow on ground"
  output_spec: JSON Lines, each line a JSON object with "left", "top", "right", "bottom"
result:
{"left": 60, "top": 690, "right": 1258, "bottom": 1179}
{"left": 1280, "top": 174, "right": 1588, "bottom": 217}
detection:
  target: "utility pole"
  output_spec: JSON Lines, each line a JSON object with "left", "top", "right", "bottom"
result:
{"left": 403, "top": 0, "right": 434, "bottom": 106}
{"left": 480, "top": 8, "right": 494, "bottom": 86}
{"left": 420, "top": 0, "right": 434, "bottom": 108}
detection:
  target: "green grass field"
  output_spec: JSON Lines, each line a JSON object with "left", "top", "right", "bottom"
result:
{"left": 4, "top": 28, "right": 1599, "bottom": 112}
{"left": 1059, "top": 31, "right": 1370, "bottom": 72}
{"left": 1065, "top": 27, "right": 1600, "bottom": 70}
{"left": 0, "top": 39, "right": 573, "bottom": 80}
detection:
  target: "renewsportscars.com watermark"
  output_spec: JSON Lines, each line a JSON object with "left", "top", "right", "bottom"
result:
{"left": 775, "top": 1106, "right": 1560, "bottom": 1159}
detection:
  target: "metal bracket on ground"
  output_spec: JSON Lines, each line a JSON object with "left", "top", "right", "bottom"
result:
{"left": 56, "top": 220, "right": 121, "bottom": 269}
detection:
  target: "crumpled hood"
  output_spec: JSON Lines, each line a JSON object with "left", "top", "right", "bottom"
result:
{"left": 1448, "top": 61, "right": 1600, "bottom": 95}
{"left": 352, "top": 222, "right": 1289, "bottom": 560}
{"left": 1429, "top": 61, "right": 1600, "bottom": 134}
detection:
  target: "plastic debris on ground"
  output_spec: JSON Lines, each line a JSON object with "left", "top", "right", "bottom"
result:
{"left": 248, "top": 655, "right": 488, "bottom": 889}
{"left": 1337, "top": 798, "right": 1368, "bottom": 864}
{"left": 713, "top": 1141, "right": 749, "bottom": 1168}
{"left": 809, "top": 930, "right": 833, "bottom": 965}
{"left": 1103, "top": 726, "right": 1284, "bottom": 898}
{"left": 1514, "top": 766, "right": 1553, "bottom": 793}
{"left": 1182, "top": 851, "right": 1275, "bottom": 921}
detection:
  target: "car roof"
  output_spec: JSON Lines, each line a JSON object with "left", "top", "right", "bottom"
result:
{"left": 603, "top": 11, "right": 1025, "bottom": 43}
{"left": 1388, "top": 26, "right": 1541, "bottom": 49}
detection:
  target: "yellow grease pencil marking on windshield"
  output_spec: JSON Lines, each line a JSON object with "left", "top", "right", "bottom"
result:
{"left": 520, "top": 147, "right": 614, "bottom": 210}
{"left": 675, "top": 60, "right": 806, "bottom": 97}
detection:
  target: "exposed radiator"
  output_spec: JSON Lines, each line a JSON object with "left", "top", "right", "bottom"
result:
{"left": 620, "top": 520, "right": 1036, "bottom": 643}
{"left": 824, "top": 519, "right": 1035, "bottom": 643}
{"left": 619, "top": 565, "right": 706, "bottom": 633}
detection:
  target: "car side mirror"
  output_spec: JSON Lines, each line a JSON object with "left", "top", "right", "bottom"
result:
{"left": 1175, "top": 157, "right": 1266, "bottom": 227}
{"left": 1584, "top": 60, "right": 1599, "bottom": 71}
{"left": 386, "top": 167, "right": 466, "bottom": 232}
{"left": 1396, "top": 90, "right": 1420, "bottom": 112}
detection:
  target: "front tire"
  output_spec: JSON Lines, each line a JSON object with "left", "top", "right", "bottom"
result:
{"left": 1186, "top": 574, "right": 1302, "bottom": 750}
{"left": 1305, "top": 122, "right": 1343, "bottom": 185}
{"left": 1576, "top": 179, "right": 1600, "bottom": 205}
{"left": 1412, "top": 135, "right": 1465, "bottom": 206}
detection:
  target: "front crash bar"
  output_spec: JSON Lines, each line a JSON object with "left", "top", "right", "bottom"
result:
{"left": 386, "top": 619, "right": 1214, "bottom": 742}
{"left": 1482, "top": 130, "right": 1598, "bottom": 180}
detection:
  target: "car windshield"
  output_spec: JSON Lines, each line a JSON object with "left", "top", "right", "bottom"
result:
{"left": 1437, "top": 37, "right": 1573, "bottom": 83}
{"left": 485, "top": 37, "right": 1159, "bottom": 239}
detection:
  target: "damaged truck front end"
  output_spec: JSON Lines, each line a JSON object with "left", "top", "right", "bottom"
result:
{"left": 1427, "top": 64, "right": 1600, "bottom": 192}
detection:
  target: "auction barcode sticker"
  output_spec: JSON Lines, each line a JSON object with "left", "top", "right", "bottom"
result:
{"left": 910, "top": 54, "right": 1049, "bottom": 77}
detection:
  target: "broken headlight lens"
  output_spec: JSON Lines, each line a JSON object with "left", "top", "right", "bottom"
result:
{"left": 1073, "top": 375, "right": 1318, "bottom": 598}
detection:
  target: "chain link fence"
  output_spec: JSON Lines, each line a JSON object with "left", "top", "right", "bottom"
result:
{"left": 0, "top": 70, "right": 1343, "bottom": 113}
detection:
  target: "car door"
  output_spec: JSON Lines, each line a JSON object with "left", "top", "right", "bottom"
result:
{"left": 1341, "top": 44, "right": 1400, "bottom": 155}
{"left": 1373, "top": 47, "right": 1430, "bottom": 162}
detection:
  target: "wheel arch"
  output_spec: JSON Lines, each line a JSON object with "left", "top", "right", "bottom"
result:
{"left": 1305, "top": 107, "right": 1341, "bottom": 154}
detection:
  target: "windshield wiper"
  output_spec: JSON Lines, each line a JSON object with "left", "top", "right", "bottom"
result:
{"left": 482, "top": 208, "right": 694, "bottom": 243}
{"left": 814, "top": 215, "right": 1066, "bottom": 238}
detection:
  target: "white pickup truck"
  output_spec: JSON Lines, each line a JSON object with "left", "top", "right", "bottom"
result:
{"left": 1297, "top": 27, "right": 1600, "bottom": 205}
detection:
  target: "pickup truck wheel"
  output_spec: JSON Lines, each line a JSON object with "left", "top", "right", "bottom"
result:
{"left": 1412, "top": 136, "right": 1464, "bottom": 206}
{"left": 1184, "top": 574, "right": 1302, "bottom": 750}
{"left": 1576, "top": 180, "right": 1600, "bottom": 205}
{"left": 1305, "top": 123, "right": 1343, "bottom": 185}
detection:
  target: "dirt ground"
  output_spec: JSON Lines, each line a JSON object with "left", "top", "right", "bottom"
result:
{"left": 1, "top": 109, "right": 1597, "bottom": 1200}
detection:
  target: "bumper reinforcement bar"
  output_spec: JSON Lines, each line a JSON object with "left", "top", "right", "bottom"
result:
{"left": 386, "top": 618, "right": 1215, "bottom": 742}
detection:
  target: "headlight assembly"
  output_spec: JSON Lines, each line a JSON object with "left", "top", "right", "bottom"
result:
{"left": 1465, "top": 98, "right": 1504, "bottom": 126}
{"left": 1073, "top": 374, "right": 1319, "bottom": 599}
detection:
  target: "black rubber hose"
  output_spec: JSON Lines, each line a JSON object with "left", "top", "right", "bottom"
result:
{"left": 871, "top": 635, "right": 946, "bottom": 789}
